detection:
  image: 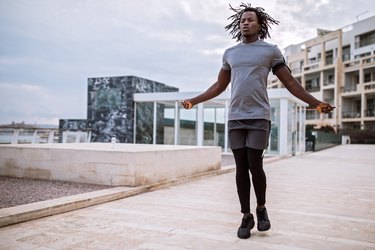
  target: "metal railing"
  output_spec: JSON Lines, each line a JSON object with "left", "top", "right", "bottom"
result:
{"left": 0, "top": 128, "right": 91, "bottom": 144}
{"left": 306, "top": 86, "right": 321, "bottom": 93}
{"left": 364, "top": 82, "right": 375, "bottom": 91}
{"left": 323, "top": 80, "right": 335, "bottom": 86}
{"left": 344, "top": 54, "right": 375, "bottom": 68}
{"left": 342, "top": 85, "right": 357, "bottom": 93}
{"left": 342, "top": 112, "right": 361, "bottom": 119}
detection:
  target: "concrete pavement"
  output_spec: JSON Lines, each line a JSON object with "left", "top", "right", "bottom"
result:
{"left": 0, "top": 144, "right": 374, "bottom": 249}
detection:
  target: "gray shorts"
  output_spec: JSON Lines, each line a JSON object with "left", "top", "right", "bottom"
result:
{"left": 228, "top": 119, "right": 270, "bottom": 150}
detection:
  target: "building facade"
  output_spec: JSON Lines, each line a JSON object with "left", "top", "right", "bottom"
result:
{"left": 57, "top": 76, "right": 179, "bottom": 144}
{"left": 86, "top": 76, "right": 178, "bottom": 143}
{"left": 268, "top": 16, "right": 375, "bottom": 132}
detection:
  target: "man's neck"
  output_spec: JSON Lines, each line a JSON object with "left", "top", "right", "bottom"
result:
{"left": 242, "top": 36, "right": 259, "bottom": 44}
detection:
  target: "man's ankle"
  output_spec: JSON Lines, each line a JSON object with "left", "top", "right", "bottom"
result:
{"left": 243, "top": 212, "right": 252, "bottom": 218}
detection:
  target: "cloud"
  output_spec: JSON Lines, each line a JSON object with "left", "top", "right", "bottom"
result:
{"left": 0, "top": 83, "right": 86, "bottom": 124}
{"left": 0, "top": 0, "right": 374, "bottom": 125}
{"left": 271, "top": 0, "right": 374, "bottom": 48}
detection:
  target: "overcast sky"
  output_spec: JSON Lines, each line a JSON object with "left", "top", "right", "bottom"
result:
{"left": 0, "top": 0, "right": 373, "bottom": 125}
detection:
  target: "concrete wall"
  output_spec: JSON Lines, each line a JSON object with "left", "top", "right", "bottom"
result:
{"left": 0, "top": 143, "right": 221, "bottom": 187}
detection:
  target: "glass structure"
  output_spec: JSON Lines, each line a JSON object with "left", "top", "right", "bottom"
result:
{"left": 133, "top": 89, "right": 307, "bottom": 156}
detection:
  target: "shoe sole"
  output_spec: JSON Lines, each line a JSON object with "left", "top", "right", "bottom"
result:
{"left": 257, "top": 224, "right": 271, "bottom": 232}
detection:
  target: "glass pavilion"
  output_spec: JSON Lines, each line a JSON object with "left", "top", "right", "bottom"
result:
{"left": 133, "top": 89, "right": 307, "bottom": 156}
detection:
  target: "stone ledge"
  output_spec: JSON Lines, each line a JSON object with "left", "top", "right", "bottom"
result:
{"left": 0, "top": 143, "right": 222, "bottom": 186}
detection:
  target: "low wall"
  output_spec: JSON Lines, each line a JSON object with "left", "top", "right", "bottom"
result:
{"left": 0, "top": 143, "right": 221, "bottom": 187}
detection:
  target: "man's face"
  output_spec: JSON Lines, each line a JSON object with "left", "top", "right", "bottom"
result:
{"left": 240, "top": 11, "right": 259, "bottom": 37}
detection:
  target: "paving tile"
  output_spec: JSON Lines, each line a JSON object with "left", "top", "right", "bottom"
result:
{"left": 0, "top": 145, "right": 374, "bottom": 249}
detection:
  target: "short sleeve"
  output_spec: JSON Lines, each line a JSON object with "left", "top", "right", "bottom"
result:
{"left": 271, "top": 45, "right": 289, "bottom": 75}
{"left": 221, "top": 49, "right": 231, "bottom": 71}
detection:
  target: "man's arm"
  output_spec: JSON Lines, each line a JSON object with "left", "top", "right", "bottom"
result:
{"left": 181, "top": 69, "right": 231, "bottom": 109}
{"left": 275, "top": 67, "right": 334, "bottom": 114}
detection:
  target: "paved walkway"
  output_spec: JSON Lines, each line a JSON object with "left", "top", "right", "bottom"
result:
{"left": 0, "top": 144, "right": 374, "bottom": 249}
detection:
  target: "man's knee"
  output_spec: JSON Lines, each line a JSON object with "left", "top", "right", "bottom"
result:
{"left": 246, "top": 147, "right": 264, "bottom": 169}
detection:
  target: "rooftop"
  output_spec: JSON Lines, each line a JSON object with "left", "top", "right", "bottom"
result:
{"left": 0, "top": 144, "right": 374, "bottom": 249}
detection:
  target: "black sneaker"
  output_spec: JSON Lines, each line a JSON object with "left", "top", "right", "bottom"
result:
{"left": 256, "top": 207, "right": 271, "bottom": 231}
{"left": 237, "top": 214, "right": 255, "bottom": 239}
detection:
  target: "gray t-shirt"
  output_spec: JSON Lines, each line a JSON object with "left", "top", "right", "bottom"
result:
{"left": 222, "top": 40, "right": 284, "bottom": 121}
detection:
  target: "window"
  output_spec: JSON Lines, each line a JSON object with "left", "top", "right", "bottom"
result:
{"left": 355, "top": 52, "right": 371, "bottom": 60}
{"left": 365, "top": 73, "right": 371, "bottom": 82}
{"left": 325, "top": 50, "right": 333, "bottom": 65}
{"left": 342, "top": 45, "right": 350, "bottom": 61}
{"left": 305, "top": 77, "right": 320, "bottom": 92}
{"left": 355, "top": 30, "right": 375, "bottom": 48}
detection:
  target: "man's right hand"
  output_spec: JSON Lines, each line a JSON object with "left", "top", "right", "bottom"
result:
{"left": 181, "top": 100, "right": 193, "bottom": 109}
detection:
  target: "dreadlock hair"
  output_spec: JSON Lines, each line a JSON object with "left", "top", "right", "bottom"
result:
{"left": 225, "top": 3, "right": 279, "bottom": 41}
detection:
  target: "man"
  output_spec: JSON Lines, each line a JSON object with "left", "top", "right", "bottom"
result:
{"left": 181, "top": 3, "right": 334, "bottom": 239}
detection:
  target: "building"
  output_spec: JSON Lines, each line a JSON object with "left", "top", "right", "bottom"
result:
{"left": 87, "top": 76, "right": 179, "bottom": 143}
{"left": 268, "top": 15, "right": 375, "bottom": 132}
{"left": 60, "top": 75, "right": 179, "bottom": 143}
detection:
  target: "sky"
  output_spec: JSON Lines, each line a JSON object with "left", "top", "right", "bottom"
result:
{"left": 0, "top": 0, "right": 374, "bottom": 125}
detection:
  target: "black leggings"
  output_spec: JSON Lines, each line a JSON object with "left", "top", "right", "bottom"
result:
{"left": 232, "top": 147, "right": 266, "bottom": 214}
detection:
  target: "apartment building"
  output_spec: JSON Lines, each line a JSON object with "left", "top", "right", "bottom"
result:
{"left": 268, "top": 16, "right": 375, "bottom": 132}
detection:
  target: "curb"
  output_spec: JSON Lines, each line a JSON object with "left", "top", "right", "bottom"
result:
{"left": 0, "top": 156, "right": 284, "bottom": 228}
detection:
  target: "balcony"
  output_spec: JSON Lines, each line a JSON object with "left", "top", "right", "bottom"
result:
{"left": 325, "top": 57, "right": 334, "bottom": 66}
{"left": 342, "top": 111, "right": 361, "bottom": 119}
{"left": 343, "top": 85, "right": 357, "bottom": 93}
{"left": 291, "top": 67, "right": 302, "bottom": 74}
{"left": 304, "top": 62, "right": 320, "bottom": 72}
{"left": 305, "top": 74, "right": 320, "bottom": 93}
{"left": 344, "top": 55, "right": 375, "bottom": 69}
{"left": 306, "top": 110, "right": 319, "bottom": 120}
{"left": 365, "top": 109, "right": 375, "bottom": 117}
{"left": 323, "top": 80, "right": 335, "bottom": 87}
{"left": 342, "top": 54, "right": 350, "bottom": 62}
{"left": 363, "top": 57, "right": 375, "bottom": 64}
{"left": 344, "top": 60, "right": 360, "bottom": 68}
{"left": 364, "top": 82, "right": 375, "bottom": 91}
{"left": 342, "top": 85, "right": 357, "bottom": 93}
{"left": 306, "top": 86, "right": 321, "bottom": 93}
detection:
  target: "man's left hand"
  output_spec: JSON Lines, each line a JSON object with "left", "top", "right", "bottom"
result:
{"left": 316, "top": 103, "right": 335, "bottom": 114}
